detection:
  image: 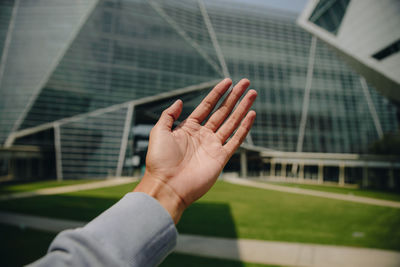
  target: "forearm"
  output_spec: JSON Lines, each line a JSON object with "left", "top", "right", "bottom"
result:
{"left": 29, "top": 193, "right": 177, "bottom": 267}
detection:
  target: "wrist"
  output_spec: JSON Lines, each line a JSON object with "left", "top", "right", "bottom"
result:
{"left": 133, "top": 173, "right": 186, "bottom": 224}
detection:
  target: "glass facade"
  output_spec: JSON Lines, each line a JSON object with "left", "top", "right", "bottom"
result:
{"left": 0, "top": 0, "right": 397, "bottom": 179}
{"left": 0, "top": 0, "right": 98, "bottom": 143}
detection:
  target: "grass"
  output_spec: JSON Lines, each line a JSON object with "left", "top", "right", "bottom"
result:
{"left": 188, "top": 182, "right": 400, "bottom": 250}
{"left": 0, "top": 181, "right": 400, "bottom": 251}
{"left": 263, "top": 181, "right": 400, "bottom": 202}
{"left": 0, "top": 224, "right": 56, "bottom": 266}
{"left": 0, "top": 183, "right": 138, "bottom": 221}
{"left": 0, "top": 224, "right": 276, "bottom": 267}
{"left": 0, "top": 179, "right": 99, "bottom": 195}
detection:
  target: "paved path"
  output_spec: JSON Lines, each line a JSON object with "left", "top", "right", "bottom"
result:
{"left": 1, "top": 211, "right": 399, "bottom": 267}
{"left": 224, "top": 177, "right": 400, "bottom": 208}
{"left": 177, "top": 234, "right": 400, "bottom": 267}
{"left": 0, "top": 177, "right": 138, "bottom": 201}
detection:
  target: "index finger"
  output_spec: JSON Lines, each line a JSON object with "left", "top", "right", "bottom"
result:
{"left": 188, "top": 78, "right": 232, "bottom": 124}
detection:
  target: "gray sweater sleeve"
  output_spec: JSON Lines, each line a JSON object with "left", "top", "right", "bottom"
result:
{"left": 28, "top": 192, "right": 178, "bottom": 267}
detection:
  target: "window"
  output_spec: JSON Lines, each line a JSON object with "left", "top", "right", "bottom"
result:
{"left": 308, "top": 0, "right": 350, "bottom": 35}
{"left": 372, "top": 38, "right": 400, "bottom": 61}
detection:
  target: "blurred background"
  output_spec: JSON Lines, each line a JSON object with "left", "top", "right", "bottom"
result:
{"left": 0, "top": 0, "right": 399, "bottom": 266}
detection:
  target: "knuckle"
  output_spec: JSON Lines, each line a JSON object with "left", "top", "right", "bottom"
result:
{"left": 206, "top": 120, "right": 217, "bottom": 130}
{"left": 227, "top": 119, "right": 237, "bottom": 130}
{"left": 203, "top": 100, "right": 213, "bottom": 112}
{"left": 161, "top": 109, "right": 169, "bottom": 117}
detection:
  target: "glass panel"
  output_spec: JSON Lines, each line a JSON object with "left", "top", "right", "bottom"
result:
{"left": 308, "top": 0, "right": 350, "bottom": 34}
{"left": 59, "top": 108, "right": 126, "bottom": 179}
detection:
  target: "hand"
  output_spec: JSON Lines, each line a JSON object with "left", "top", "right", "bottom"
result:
{"left": 134, "top": 78, "right": 257, "bottom": 223}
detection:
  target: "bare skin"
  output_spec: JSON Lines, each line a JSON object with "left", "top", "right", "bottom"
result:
{"left": 134, "top": 78, "right": 257, "bottom": 223}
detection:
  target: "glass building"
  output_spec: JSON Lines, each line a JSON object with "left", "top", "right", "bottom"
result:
{"left": 0, "top": 0, "right": 397, "bottom": 180}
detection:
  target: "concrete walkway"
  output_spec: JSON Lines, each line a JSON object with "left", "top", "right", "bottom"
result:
{"left": 224, "top": 177, "right": 400, "bottom": 208}
{"left": 1, "top": 211, "right": 400, "bottom": 267}
{"left": 177, "top": 234, "right": 400, "bottom": 267}
{"left": 0, "top": 177, "right": 138, "bottom": 201}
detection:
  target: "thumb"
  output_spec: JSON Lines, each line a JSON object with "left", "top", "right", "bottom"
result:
{"left": 156, "top": 99, "right": 183, "bottom": 131}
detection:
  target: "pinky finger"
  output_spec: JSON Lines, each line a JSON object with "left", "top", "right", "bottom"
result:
{"left": 224, "top": 110, "right": 256, "bottom": 158}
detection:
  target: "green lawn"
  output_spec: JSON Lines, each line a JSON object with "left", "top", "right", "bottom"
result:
{"left": 0, "top": 179, "right": 98, "bottom": 195}
{"left": 0, "top": 224, "right": 56, "bottom": 267}
{"left": 263, "top": 181, "right": 400, "bottom": 202}
{"left": 0, "top": 183, "right": 139, "bottom": 221}
{"left": 191, "top": 182, "right": 400, "bottom": 250}
{"left": 0, "top": 224, "right": 275, "bottom": 267}
{"left": 0, "top": 181, "right": 399, "bottom": 252}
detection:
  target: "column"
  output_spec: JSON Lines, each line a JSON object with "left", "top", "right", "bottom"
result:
{"left": 54, "top": 123, "right": 63, "bottom": 182}
{"left": 318, "top": 163, "right": 324, "bottom": 184}
{"left": 339, "top": 163, "right": 345, "bottom": 187}
{"left": 299, "top": 163, "right": 304, "bottom": 181}
{"left": 116, "top": 104, "right": 134, "bottom": 177}
{"left": 240, "top": 149, "right": 248, "bottom": 178}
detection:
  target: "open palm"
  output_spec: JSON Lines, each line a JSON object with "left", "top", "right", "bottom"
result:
{"left": 145, "top": 78, "right": 257, "bottom": 206}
